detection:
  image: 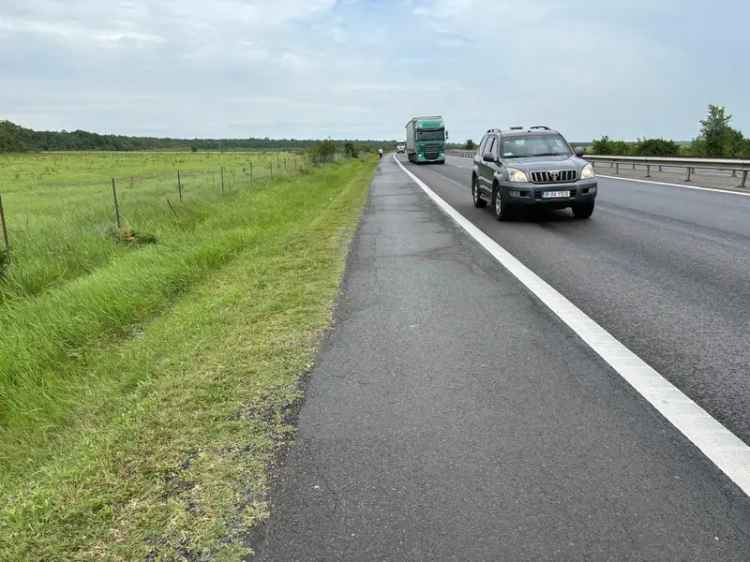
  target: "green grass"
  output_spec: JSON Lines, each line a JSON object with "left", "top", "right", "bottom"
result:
{"left": 0, "top": 150, "right": 305, "bottom": 300}
{"left": 0, "top": 151, "right": 375, "bottom": 560}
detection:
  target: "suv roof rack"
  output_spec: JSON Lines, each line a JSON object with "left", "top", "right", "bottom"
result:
{"left": 486, "top": 128, "right": 502, "bottom": 133}
{"left": 509, "top": 126, "right": 524, "bottom": 130}
{"left": 529, "top": 125, "right": 551, "bottom": 130}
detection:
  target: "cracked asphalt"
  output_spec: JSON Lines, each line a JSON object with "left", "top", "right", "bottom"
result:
{"left": 254, "top": 156, "right": 750, "bottom": 561}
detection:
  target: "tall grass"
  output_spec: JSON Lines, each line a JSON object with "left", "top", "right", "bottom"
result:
{"left": 0, "top": 155, "right": 375, "bottom": 560}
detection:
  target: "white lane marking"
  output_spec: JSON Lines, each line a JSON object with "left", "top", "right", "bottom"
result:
{"left": 393, "top": 154, "right": 750, "bottom": 496}
{"left": 597, "top": 174, "right": 750, "bottom": 198}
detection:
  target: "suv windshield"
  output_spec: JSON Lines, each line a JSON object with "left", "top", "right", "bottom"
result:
{"left": 417, "top": 128, "right": 445, "bottom": 141}
{"left": 501, "top": 134, "right": 571, "bottom": 158}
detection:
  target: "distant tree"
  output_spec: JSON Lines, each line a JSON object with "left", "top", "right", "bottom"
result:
{"left": 464, "top": 139, "right": 476, "bottom": 150}
{"left": 190, "top": 145, "right": 198, "bottom": 152}
{"left": 699, "top": 104, "right": 733, "bottom": 157}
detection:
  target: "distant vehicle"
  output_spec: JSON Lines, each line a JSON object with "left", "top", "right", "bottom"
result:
{"left": 396, "top": 144, "right": 406, "bottom": 153}
{"left": 405, "top": 116, "right": 447, "bottom": 164}
{"left": 471, "top": 126, "right": 597, "bottom": 220}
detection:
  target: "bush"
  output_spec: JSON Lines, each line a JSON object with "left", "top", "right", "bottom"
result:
{"left": 344, "top": 142, "right": 359, "bottom": 158}
{"left": 307, "top": 140, "right": 336, "bottom": 164}
{"left": 464, "top": 139, "right": 476, "bottom": 150}
{"left": 633, "top": 138, "right": 680, "bottom": 157}
{"left": 591, "top": 136, "right": 632, "bottom": 156}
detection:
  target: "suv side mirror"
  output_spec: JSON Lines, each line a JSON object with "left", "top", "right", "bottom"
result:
{"left": 482, "top": 152, "right": 496, "bottom": 163}
{"left": 574, "top": 146, "right": 585, "bottom": 157}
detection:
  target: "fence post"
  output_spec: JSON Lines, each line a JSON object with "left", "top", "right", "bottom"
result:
{"left": 0, "top": 192, "right": 10, "bottom": 256}
{"left": 111, "top": 178, "right": 121, "bottom": 229}
{"left": 686, "top": 167, "right": 692, "bottom": 182}
{"left": 220, "top": 166, "right": 225, "bottom": 194}
{"left": 270, "top": 161, "right": 273, "bottom": 182}
{"left": 645, "top": 164, "right": 651, "bottom": 178}
{"left": 741, "top": 170, "right": 748, "bottom": 188}
{"left": 615, "top": 162, "right": 620, "bottom": 174}
{"left": 177, "top": 170, "right": 183, "bottom": 201}
{"left": 250, "top": 161, "right": 254, "bottom": 184}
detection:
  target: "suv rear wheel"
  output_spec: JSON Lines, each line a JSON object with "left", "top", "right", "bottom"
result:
{"left": 492, "top": 184, "right": 511, "bottom": 221}
{"left": 572, "top": 202, "right": 595, "bottom": 219}
{"left": 472, "top": 176, "right": 486, "bottom": 208}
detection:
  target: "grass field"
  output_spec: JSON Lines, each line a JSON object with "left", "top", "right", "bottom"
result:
{"left": 0, "top": 151, "right": 376, "bottom": 560}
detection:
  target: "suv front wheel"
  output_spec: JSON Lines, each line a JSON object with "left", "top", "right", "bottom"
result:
{"left": 492, "top": 184, "right": 511, "bottom": 221}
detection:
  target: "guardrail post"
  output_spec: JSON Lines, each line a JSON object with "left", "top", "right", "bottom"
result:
{"left": 615, "top": 162, "right": 620, "bottom": 174}
{"left": 645, "top": 164, "right": 651, "bottom": 178}
{"left": 686, "top": 167, "right": 692, "bottom": 182}
{"left": 658, "top": 165, "right": 663, "bottom": 172}
{"left": 741, "top": 170, "right": 748, "bottom": 188}
{"left": 632, "top": 162, "right": 636, "bottom": 170}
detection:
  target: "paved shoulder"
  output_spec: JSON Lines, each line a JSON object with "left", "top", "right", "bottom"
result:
{"left": 254, "top": 156, "right": 750, "bottom": 561}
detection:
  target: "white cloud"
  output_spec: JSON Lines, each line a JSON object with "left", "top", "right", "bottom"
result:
{"left": 0, "top": 0, "right": 748, "bottom": 141}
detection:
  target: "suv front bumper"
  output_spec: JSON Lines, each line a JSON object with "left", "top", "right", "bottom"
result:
{"left": 500, "top": 179, "right": 597, "bottom": 208}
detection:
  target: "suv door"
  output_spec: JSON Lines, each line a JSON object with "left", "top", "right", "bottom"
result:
{"left": 479, "top": 135, "right": 497, "bottom": 195}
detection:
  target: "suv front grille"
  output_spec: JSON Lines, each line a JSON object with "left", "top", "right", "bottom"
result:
{"left": 530, "top": 170, "right": 576, "bottom": 184}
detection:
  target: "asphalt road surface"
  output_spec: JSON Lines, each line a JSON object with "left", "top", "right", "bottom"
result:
{"left": 254, "top": 156, "right": 750, "bottom": 561}
{"left": 404, "top": 155, "right": 750, "bottom": 446}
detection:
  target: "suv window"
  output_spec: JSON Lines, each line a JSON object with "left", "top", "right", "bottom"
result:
{"left": 478, "top": 134, "right": 489, "bottom": 155}
{"left": 501, "top": 134, "right": 571, "bottom": 158}
{"left": 486, "top": 136, "right": 496, "bottom": 156}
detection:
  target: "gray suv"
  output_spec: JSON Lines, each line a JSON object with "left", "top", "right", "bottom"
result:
{"left": 472, "top": 126, "right": 597, "bottom": 219}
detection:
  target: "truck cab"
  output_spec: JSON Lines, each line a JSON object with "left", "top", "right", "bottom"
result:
{"left": 405, "top": 116, "right": 447, "bottom": 164}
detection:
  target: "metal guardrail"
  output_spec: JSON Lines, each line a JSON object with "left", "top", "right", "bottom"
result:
{"left": 584, "top": 155, "right": 750, "bottom": 188}
{"left": 447, "top": 150, "right": 750, "bottom": 188}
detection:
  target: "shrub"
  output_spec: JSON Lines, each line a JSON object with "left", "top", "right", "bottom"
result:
{"left": 464, "top": 139, "right": 476, "bottom": 150}
{"left": 633, "top": 138, "right": 680, "bottom": 157}
{"left": 307, "top": 140, "right": 336, "bottom": 164}
{"left": 344, "top": 142, "right": 359, "bottom": 158}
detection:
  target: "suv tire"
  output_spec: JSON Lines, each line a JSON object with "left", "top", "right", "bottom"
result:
{"left": 492, "top": 184, "right": 511, "bottom": 221}
{"left": 472, "top": 176, "right": 486, "bottom": 208}
{"left": 572, "top": 202, "right": 595, "bottom": 219}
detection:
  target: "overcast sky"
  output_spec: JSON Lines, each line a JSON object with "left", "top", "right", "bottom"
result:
{"left": 1, "top": 0, "right": 748, "bottom": 142}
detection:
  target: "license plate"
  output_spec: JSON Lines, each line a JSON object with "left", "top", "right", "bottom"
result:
{"left": 542, "top": 190, "right": 570, "bottom": 199}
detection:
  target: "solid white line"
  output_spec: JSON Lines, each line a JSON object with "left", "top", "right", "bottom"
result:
{"left": 597, "top": 174, "right": 750, "bottom": 197}
{"left": 393, "top": 154, "right": 750, "bottom": 496}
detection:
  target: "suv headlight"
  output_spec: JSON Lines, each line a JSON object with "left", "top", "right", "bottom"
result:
{"left": 580, "top": 163, "right": 595, "bottom": 179}
{"left": 507, "top": 168, "right": 529, "bottom": 183}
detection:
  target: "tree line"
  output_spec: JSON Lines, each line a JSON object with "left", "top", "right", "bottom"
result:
{"left": 591, "top": 105, "right": 750, "bottom": 158}
{"left": 0, "top": 120, "right": 396, "bottom": 153}
{"left": 459, "top": 105, "right": 749, "bottom": 159}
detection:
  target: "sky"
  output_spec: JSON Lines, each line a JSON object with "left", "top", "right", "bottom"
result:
{"left": 1, "top": 0, "right": 748, "bottom": 142}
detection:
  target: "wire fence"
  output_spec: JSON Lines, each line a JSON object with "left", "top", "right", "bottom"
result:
{"left": 0, "top": 150, "right": 326, "bottom": 298}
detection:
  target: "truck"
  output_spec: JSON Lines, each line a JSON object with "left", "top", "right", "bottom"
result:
{"left": 405, "top": 116, "right": 447, "bottom": 164}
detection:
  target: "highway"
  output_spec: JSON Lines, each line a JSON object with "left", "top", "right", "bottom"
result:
{"left": 404, "top": 154, "right": 750, "bottom": 446}
{"left": 256, "top": 155, "right": 750, "bottom": 561}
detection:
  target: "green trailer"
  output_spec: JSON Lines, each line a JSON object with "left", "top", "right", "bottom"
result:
{"left": 405, "top": 116, "right": 447, "bottom": 164}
